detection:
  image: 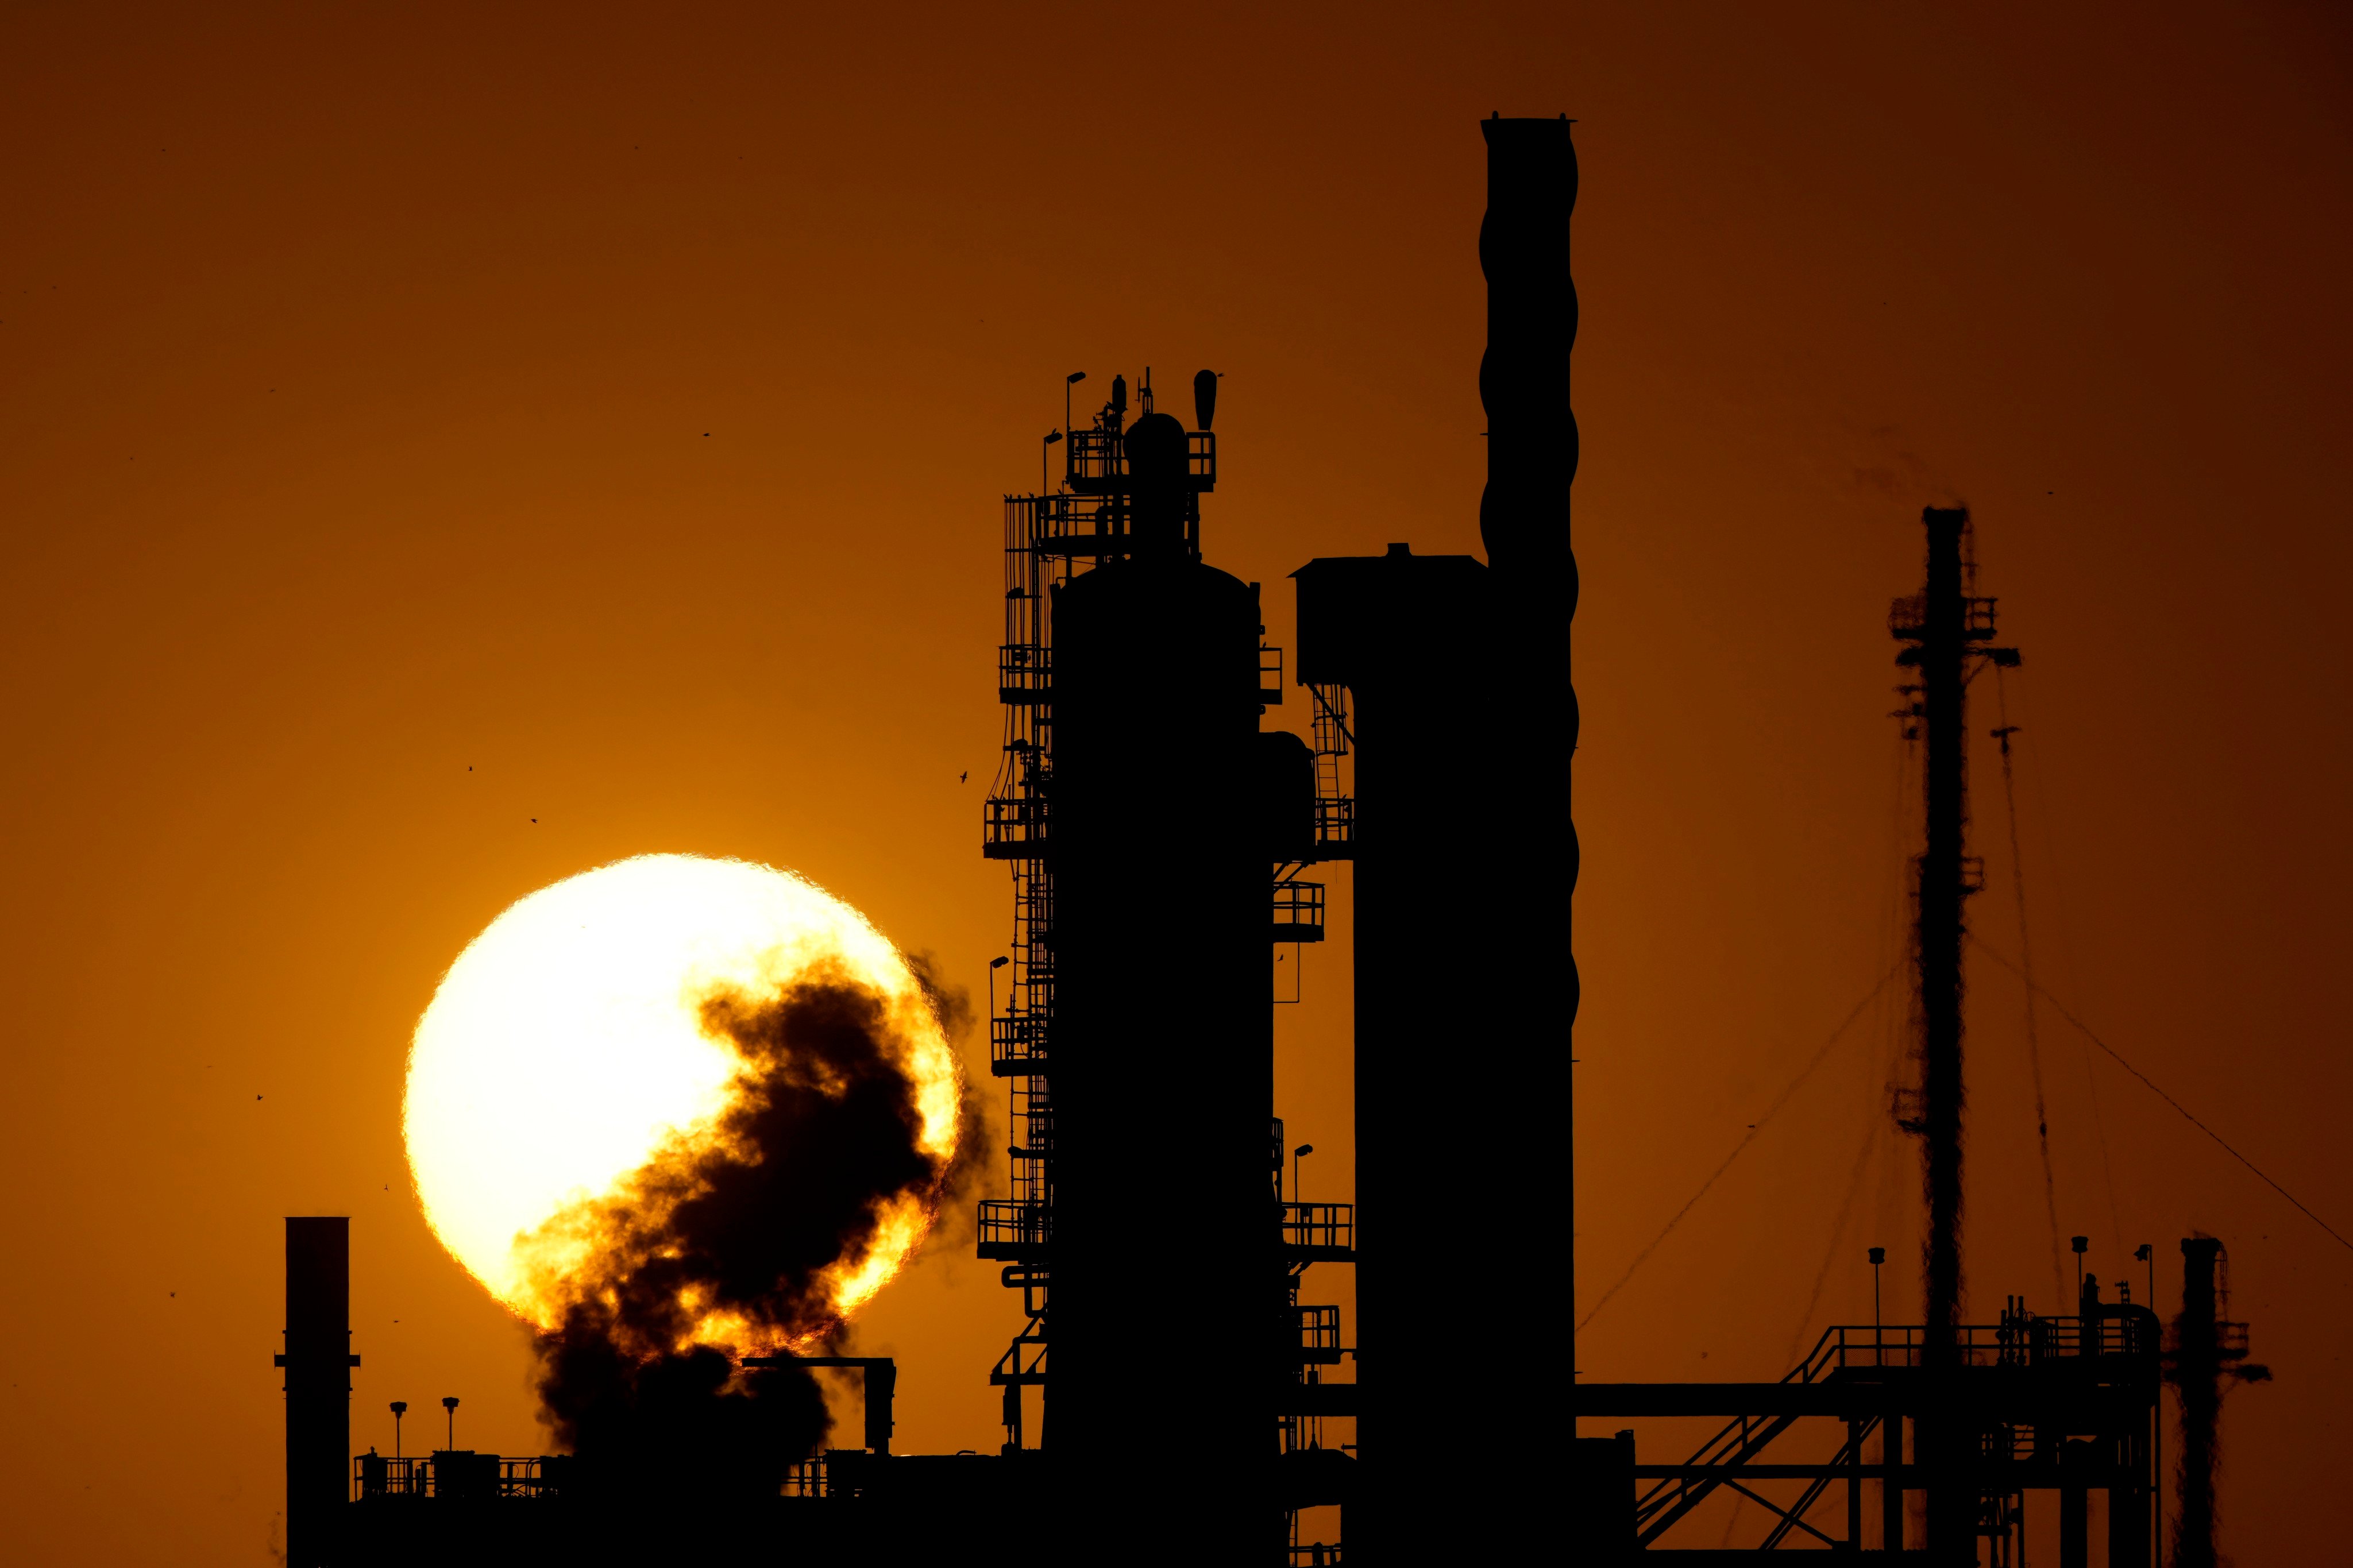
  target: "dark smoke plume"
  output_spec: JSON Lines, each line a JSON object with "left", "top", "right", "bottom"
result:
{"left": 527, "top": 960, "right": 979, "bottom": 1496}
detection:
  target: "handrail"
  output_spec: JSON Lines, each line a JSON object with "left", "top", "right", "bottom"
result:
{"left": 979, "top": 1199, "right": 1051, "bottom": 1250}
{"left": 1282, "top": 1202, "right": 1353, "bottom": 1254}
{"left": 1788, "top": 1313, "right": 2163, "bottom": 1377}
{"left": 1636, "top": 1311, "right": 2163, "bottom": 1543}
{"left": 353, "top": 1452, "right": 568, "bottom": 1501}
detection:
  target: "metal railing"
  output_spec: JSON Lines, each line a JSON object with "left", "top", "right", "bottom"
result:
{"left": 998, "top": 644, "right": 1050, "bottom": 705}
{"left": 979, "top": 1199, "right": 1052, "bottom": 1255}
{"left": 990, "top": 1013, "right": 1050, "bottom": 1075}
{"left": 1311, "top": 798, "right": 1354, "bottom": 859}
{"left": 1888, "top": 593, "right": 1999, "bottom": 640}
{"left": 1282, "top": 1203, "right": 1354, "bottom": 1258}
{"left": 1188, "top": 430, "right": 1216, "bottom": 488}
{"left": 1295, "top": 1304, "right": 1343, "bottom": 1364}
{"left": 1790, "top": 1311, "right": 2163, "bottom": 1380}
{"left": 1272, "top": 880, "right": 1325, "bottom": 942}
{"left": 983, "top": 796, "right": 1050, "bottom": 860}
{"left": 354, "top": 1453, "right": 565, "bottom": 1501}
{"left": 781, "top": 1454, "right": 828, "bottom": 1498}
{"left": 1062, "top": 427, "right": 1217, "bottom": 492}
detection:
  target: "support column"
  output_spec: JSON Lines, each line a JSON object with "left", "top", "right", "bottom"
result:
{"left": 2059, "top": 1439, "right": 2092, "bottom": 1568}
{"left": 1882, "top": 1409, "right": 1905, "bottom": 1552}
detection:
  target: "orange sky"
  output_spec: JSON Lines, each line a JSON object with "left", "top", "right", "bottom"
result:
{"left": 4, "top": 3, "right": 2351, "bottom": 1561}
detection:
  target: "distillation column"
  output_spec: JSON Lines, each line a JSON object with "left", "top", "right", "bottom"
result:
{"left": 1047, "top": 405, "right": 1276, "bottom": 1559}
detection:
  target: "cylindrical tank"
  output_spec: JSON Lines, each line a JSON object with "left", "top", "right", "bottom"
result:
{"left": 1049, "top": 551, "right": 1273, "bottom": 1558}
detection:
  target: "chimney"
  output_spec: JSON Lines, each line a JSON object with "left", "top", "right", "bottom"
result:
{"left": 276, "top": 1218, "right": 356, "bottom": 1567}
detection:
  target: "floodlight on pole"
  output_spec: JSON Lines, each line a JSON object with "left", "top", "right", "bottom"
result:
{"left": 1293, "top": 1143, "right": 1314, "bottom": 1203}
{"left": 389, "top": 1402, "right": 407, "bottom": 1461}
{"left": 442, "top": 1396, "right": 459, "bottom": 1451}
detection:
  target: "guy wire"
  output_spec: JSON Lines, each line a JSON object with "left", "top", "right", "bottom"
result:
{"left": 1976, "top": 943, "right": 2353, "bottom": 1258}
{"left": 1578, "top": 961, "right": 1903, "bottom": 1334}
{"left": 1992, "top": 667, "right": 2067, "bottom": 1309}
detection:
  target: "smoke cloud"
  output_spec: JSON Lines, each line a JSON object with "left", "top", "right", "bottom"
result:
{"left": 526, "top": 960, "right": 981, "bottom": 1495}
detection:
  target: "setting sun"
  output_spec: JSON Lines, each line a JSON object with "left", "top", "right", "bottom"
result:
{"left": 403, "top": 853, "right": 962, "bottom": 1347}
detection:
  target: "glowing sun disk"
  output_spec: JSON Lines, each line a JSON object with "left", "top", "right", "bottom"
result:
{"left": 403, "top": 854, "right": 958, "bottom": 1342}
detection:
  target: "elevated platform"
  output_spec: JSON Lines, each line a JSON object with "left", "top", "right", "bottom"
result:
{"left": 1604, "top": 1311, "right": 2162, "bottom": 1557}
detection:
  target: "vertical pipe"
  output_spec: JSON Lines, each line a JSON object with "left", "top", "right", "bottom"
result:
{"left": 2110, "top": 1413, "right": 2151, "bottom": 1568}
{"left": 1882, "top": 1409, "right": 1904, "bottom": 1552}
{"left": 279, "top": 1217, "right": 354, "bottom": 1568}
{"left": 1479, "top": 109, "right": 1578, "bottom": 1547}
{"left": 2059, "top": 1465, "right": 2088, "bottom": 1568}
{"left": 1848, "top": 1416, "right": 1865, "bottom": 1547}
{"left": 2171, "top": 1237, "right": 2224, "bottom": 1568}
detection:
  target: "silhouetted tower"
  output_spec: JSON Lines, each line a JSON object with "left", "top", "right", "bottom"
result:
{"left": 1888, "top": 507, "right": 2015, "bottom": 1559}
{"left": 982, "top": 368, "right": 1302, "bottom": 1561}
{"left": 1475, "top": 111, "right": 1580, "bottom": 1552}
{"left": 2168, "top": 1235, "right": 2268, "bottom": 1568}
{"left": 1293, "top": 113, "right": 1576, "bottom": 1563}
{"left": 275, "top": 1217, "right": 357, "bottom": 1568}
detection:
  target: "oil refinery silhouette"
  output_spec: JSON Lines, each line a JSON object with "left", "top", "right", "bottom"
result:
{"left": 277, "top": 116, "right": 2267, "bottom": 1566}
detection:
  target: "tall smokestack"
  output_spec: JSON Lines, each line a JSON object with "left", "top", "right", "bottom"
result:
{"left": 1292, "top": 112, "right": 1575, "bottom": 1562}
{"left": 277, "top": 1217, "right": 356, "bottom": 1568}
{"left": 1477, "top": 111, "right": 1578, "bottom": 1551}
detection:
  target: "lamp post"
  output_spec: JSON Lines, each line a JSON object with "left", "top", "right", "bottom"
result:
{"left": 2072, "top": 1235, "right": 2088, "bottom": 1304}
{"left": 389, "top": 1401, "right": 407, "bottom": 1461}
{"left": 441, "top": 1396, "right": 459, "bottom": 1451}
{"left": 1293, "top": 1144, "right": 1314, "bottom": 1204}
{"left": 1064, "top": 370, "right": 1086, "bottom": 453}
{"left": 1042, "top": 429, "right": 1062, "bottom": 495}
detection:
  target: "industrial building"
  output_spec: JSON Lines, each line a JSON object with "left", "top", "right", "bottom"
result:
{"left": 277, "top": 117, "right": 2255, "bottom": 1566}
